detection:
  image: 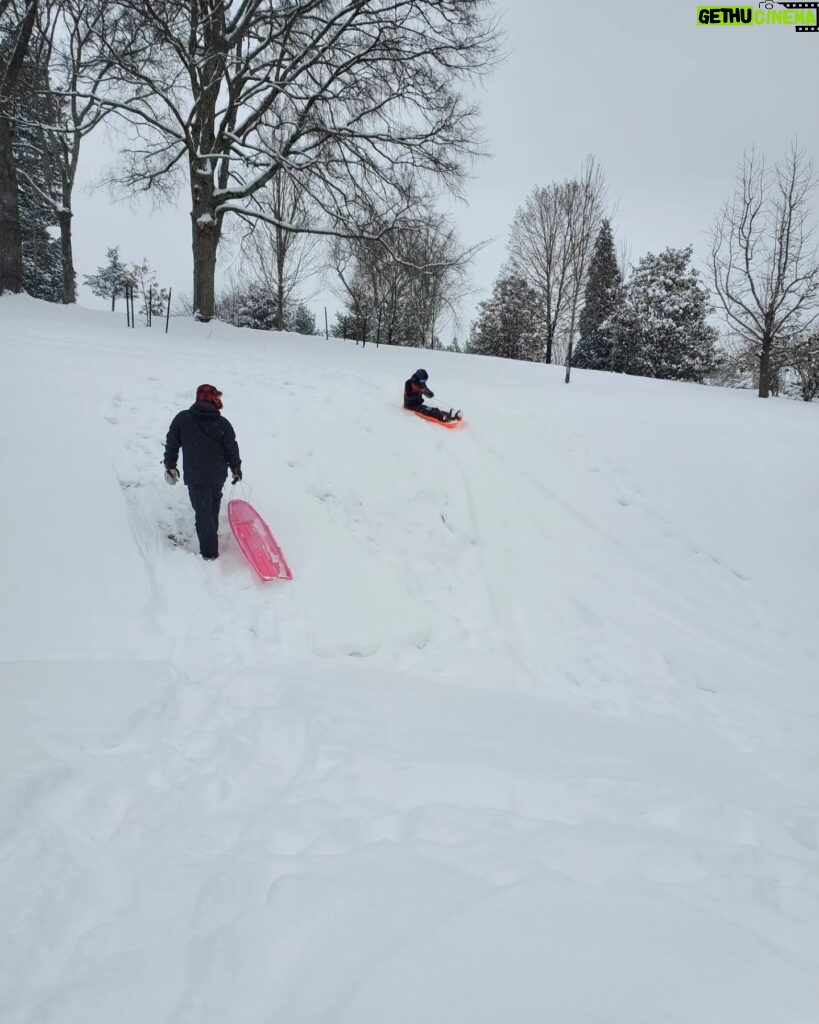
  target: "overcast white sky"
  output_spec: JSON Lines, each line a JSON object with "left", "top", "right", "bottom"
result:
{"left": 73, "top": 0, "right": 819, "bottom": 340}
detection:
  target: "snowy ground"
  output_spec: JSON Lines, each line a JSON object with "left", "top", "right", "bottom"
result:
{"left": 2, "top": 295, "right": 819, "bottom": 1023}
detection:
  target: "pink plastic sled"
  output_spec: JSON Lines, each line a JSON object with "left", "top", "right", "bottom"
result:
{"left": 228, "top": 498, "right": 293, "bottom": 581}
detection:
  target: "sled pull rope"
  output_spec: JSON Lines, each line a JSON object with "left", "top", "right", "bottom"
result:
{"left": 229, "top": 480, "right": 252, "bottom": 501}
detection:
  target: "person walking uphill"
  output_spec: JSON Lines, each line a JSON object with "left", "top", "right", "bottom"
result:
{"left": 163, "top": 385, "right": 242, "bottom": 560}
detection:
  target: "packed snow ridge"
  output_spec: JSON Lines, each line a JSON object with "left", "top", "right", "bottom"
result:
{"left": 2, "top": 295, "right": 819, "bottom": 1024}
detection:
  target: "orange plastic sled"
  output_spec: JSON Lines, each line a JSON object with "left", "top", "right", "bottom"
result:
{"left": 404, "top": 408, "right": 465, "bottom": 430}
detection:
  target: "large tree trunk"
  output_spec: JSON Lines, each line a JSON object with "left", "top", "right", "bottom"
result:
{"left": 189, "top": 129, "right": 221, "bottom": 320}
{"left": 0, "top": 0, "right": 37, "bottom": 294}
{"left": 564, "top": 310, "right": 577, "bottom": 384}
{"left": 57, "top": 208, "right": 76, "bottom": 304}
{"left": 0, "top": 114, "right": 23, "bottom": 293}
{"left": 276, "top": 272, "right": 284, "bottom": 331}
{"left": 545, "top": 325, "right": 554, "bottom": 364}
{"left": 758, "top": 329, "right": 772, "bottom": 398}
{"left": 188, "top": 40, "right": 226, "bottom": 324}
{"left": 191, "top": 209, "right": 218, "bottom": 321}
{"left": 275, "top": 226, "right": 285, "bottom": 331}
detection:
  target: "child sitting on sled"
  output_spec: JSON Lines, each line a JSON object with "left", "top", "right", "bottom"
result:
{"left": 403, "top": 369, "right": 461, "bottom": 422}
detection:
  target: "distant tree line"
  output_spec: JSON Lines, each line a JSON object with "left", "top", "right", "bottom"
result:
{"left": 3, "top": 3, "right": 818, "bottom": 387}
{"left": 330, "top": 209, "right": 472, "bottom": 349}
{"left": 464, "top": 145, "right": 819, "bottom": 400}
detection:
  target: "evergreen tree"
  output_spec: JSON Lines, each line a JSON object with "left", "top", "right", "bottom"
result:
{"left": 608, "top": 246, "right": 717, "bottom": 383}
{"left": 573, "top": 219, "right": 621, "bottom": 370}
{"left": 333, "top": 309, "right": 367, "bottom": 342}
{"left": 84, "top": 247, "right": 129, "bottom": 310}
{"left": 217, "top": 284, "right": 319, "bottom": 334}
{"left": 232, "top": 283, "right": 279, "bottom": 331}
{"left": 784, "top": 331, "right": 819, "bottom": 403}
{"left": 290, "top": 303, "right": 317, "bottom": 335}
{"left": 467, "top": 273, "right": 545, "bottom": 362}
{"left": 18, "top": 177, "right": 62, "bottom": 302}
{"left": 9, "top": 46, "right": 62, "bottom": 302}
{"left": 0, "top": 3, "right": 38, "bottom": 294}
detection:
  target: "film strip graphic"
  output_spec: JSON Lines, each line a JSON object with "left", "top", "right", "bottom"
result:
{"left": 777, "top": 2, "right": 819, "bottom": 31}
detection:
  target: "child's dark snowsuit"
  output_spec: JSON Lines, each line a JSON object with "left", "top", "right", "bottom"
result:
{"left": 404, "top": 377, "right": 457, "bottom": 422}
{"left": 164, "top": 395, "right": 241, "bottom": 559}
{"left": 404, "top": 377, "right": 434, "bottom": 410}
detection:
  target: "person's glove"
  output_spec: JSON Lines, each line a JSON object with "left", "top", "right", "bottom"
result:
{"left": 231, "top": 467, "right": 242, "bottom": 485}
{"left": 164, "top": 464, "right": 180, "bottom": 485}
{"left": 423, "top": 386, "right": 434, "bottom": 398}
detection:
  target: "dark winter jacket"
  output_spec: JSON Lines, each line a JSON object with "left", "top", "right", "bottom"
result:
{"left": 404, "top": 378, "right": 433, "bottom": 409}
{"left": 164, "top": 401, "right": 241, "bottom": 486}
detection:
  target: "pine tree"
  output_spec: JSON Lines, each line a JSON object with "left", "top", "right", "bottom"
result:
{"left": 608, "top": 246, "right": 717, "bottom": 383}
{"left": 333, "top": 307, "right": 369, "bottom": 343}
{"left": 216, "top": 287, "right": 315, "bottom": 334}
{"left": 84, "top": 247, "right": 129, "bottom": 310}
{"left": 0, "top": 2, "right": 38, "bottom": 294}
{"left": 784, "top": 331, "right": 819, "bottom": 402}
{"left": 289, "top": 303, "right": 317, "bottom": 335}
{"left": 233, "top": 283, "right": 279, "bottom": 330}
{"left": 10, "top": 47, "right": 62, "bottom": 302}
{"left": 573, "top": 219, "right": 621, "bottom": 370}
{"left": 18, "top": 175, "right": 62, "bottom": 302}
{"left": 467, "top": 273, "right": 545, "bottom": 361}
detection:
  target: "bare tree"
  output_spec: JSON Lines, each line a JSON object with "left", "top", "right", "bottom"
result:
{"left": 617, "top": 235, "right": 631, "bottom": 283}
{"left": 331, "top": 208, "right": 474, "bottom": 348}
{"left": 508, "top": 182, "right": 572, "bottom": 364}
{"left": 0, "top": 0, "right": 38, "bottom": 293}
{"left": 713, "top": 328, "right": 791, "bottom": 395}
{"left": 86, "top": 0, "right": 500, "bottom": 321}
{"left": 710, "top": 144, "right": 819, "bottom": 398}
{"left": 373, "top": 238, "right": 407, "bottom": 346}
{"left": 234, "top": 172, "right": 322, "bottom": 331}
{"left": 404, "top": 215, "right": 471, "bottom": 348}
{"left": 329, "top": 234, "right": 375, "bottom": 345}
{"left": 563, "top": 156, "right": 607, "bottom": 383}
{"left": 508, "top": 158, "right": 606, "bottom": 368}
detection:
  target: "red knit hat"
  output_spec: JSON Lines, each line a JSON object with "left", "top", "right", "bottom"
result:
{"left": 196, "top": 384, "right": 223, "bottom": 409}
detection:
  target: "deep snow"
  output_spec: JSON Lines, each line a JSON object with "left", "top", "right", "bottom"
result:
{"left": 1, "top": 295, "right": 819, "bottom": 1023}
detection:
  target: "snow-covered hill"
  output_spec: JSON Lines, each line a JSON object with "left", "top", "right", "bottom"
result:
{"left": 2, "top": 295, "right": 819, "bottom": 1023}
